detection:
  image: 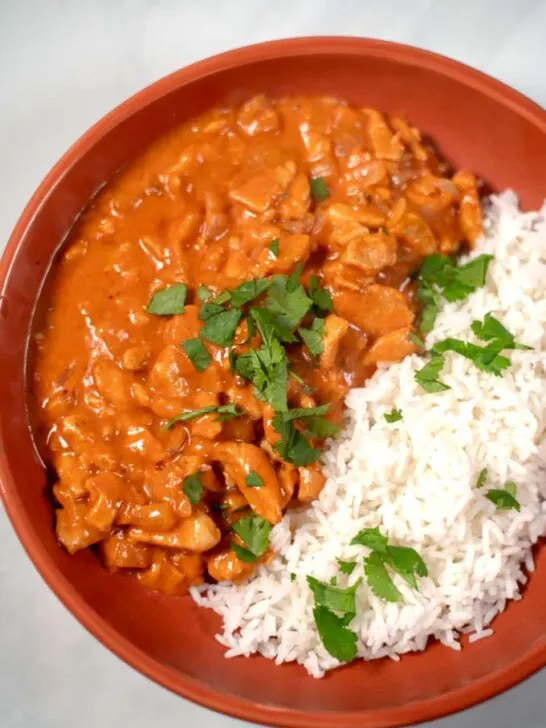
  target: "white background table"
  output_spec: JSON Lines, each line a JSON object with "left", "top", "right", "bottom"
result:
{"left": 1, "top": 1, "right": 544, "bottom": 726}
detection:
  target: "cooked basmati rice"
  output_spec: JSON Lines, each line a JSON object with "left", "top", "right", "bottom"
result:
{"left": 191, "top": 192, "right": 546, "bottom": 677}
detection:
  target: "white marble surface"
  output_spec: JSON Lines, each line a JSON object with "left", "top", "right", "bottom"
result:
{"left": 1, "top": 1, "right": 545, "bottom": 726}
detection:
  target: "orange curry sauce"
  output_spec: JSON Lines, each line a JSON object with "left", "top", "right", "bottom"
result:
{"left": 32, "top": 95, "right": 482, "bottom": 595}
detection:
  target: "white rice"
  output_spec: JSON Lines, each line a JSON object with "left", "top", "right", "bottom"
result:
{"left": 191, "top": 192, "right": 546, "bottom": 678}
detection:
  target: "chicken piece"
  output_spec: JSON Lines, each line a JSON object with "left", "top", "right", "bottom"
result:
{"left": 389, "top": 115, "right": 427, "bottom": 161}
{"left": 452, "top": 170, "right": 482, "bottom": 245}
{"left": 278, "top": 463, "right": 298, "bottom": 507}
{"left": 322, "top": 259, "right": 375, "bottom": 293}
{"left": 333, "top": 285, "right": 414, "bottom": 338}
{"left": 362, "top": 108, "right": 404, "bottom": 161}
{"left": 93, "top": 358, "right": 134, "bottom": 408}
{"left": 362, "top": 326, "right": 418, "bottom": 365}
{"left": 100, "top": 531, "right": 152, "bottom": 570}
{"left": 136, "top": 551, "right": 192, "bottom": 596}
{"left": 55, "top": 494, "right": 104, "bottom": 554}
{"left": 146, "top": 345, "right": 192, "bottom": 399}
{"left": 320, "top": 314, "right": 350, "bottom": 369}
{"left": 341, "top": 232, "right": 397, "bottom": 275}
{"left": 405, "top": 173, "right": 459, "bottom": 214}
{"left": 207, "top": 548, "right": 257, "bottom": 583}
{"left": 229, "top": 162, "right": 296, "bottom": 214}
{"left": 279, "top": 173, "right": 311, "bottom": 221}
{"left": 297, "top": 464, "right": 327, "bottom": 502}
{"left": 85, "top": 473, "right": 124, "bottom": 532}
{"left": 237, "top": 95, "right": 279, "bottom": 136}
{"left": 341, "top": 157, "right": 389, "bottom": 196}
{"left": 117, "top": 502, "right": 179, "bottom": 532}
{"left": 213, "top": 441, "right": 283, "bottom": 524}
{"left": 162, "top": 305, "right": 201, "bottom": 346}
{"left": 122, "top": 345, "right": 151, "bottom": 372}
{"left": 171, "top": 553, "right": 205, "bottom": 584}
{"left": 301, "top": 128, "right": 332, "bottom": 163}
{"left": 146, "top": 463, "right": 193, "bottom": 519}
{"left": 127, "top": 512, "right": 221, "bottom": 552}
{"left": 391, "top": 211, "right": 438, "bottom": 256}
{"left": 257, "top": 232, "right": 312, "bottom": 274}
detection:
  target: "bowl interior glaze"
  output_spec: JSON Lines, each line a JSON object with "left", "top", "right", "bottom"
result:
{"left": 1, "top": 38, "right": 545, "bottom": 728}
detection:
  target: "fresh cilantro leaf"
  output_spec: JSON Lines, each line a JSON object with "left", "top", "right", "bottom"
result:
{"left": 200, "top": 308, "right": 242, "bottom": 347}
{"left": 290, "top": 572, "right": 296, "bottom": 582}
{"left": 364, "top": 552, "right": 402, "bottom": 602}
{"left": 313, "top": 605, "right": 357, "bottom": 662}
{"left": 310, "top": 177, "right": 330, "bottom": 203}
{"left": 505, "top": 481, "right": 517, "bottom": 496}
{"left": 197, "top": 284, "right": 213, "bottom": 302}
{"left": 408, "top": 332, "right": 425, "bottom": 348}
{"left": 350, "top": 527, "right": 388, "bottom": 552}
{"left": 182, "top": 338, "right": 211, "bottom": 372}
{"left": 199, "top": 301, "right": 225, "bottom": 320}
{"left": 266, "top": 275, "right": 312, "bottom": 330}
{"left": 213, "top": 290, "right": 232, "bottom": 305}
{"left": 236, "top": 337, "right": 289, "bottom": 411}
{"left": 384, "top": 409, "right": 403, "bottom": 423}
{"left": 476, "top": 468, "right": 488, "bottom": 489}
{"left": 182, "top": 472, "right": 203, "bottom": 505}
{"left": 308, "top": 275, "right": 333, "bottom": 312}
{"left": 383, "top": 546, "right": 428, "bottom": 590}
{"left": 414, "top": 355, "right": 450, "bottom": 393}
{"left": 272, "top": 414, "right": 321, "bottom": 465}
{"left": 268, "top": 238, "right": 280, "bottom": 257}
{"left": 416, "top": 280, "right": 441, "bottom": 334}
{"left": 307, "top": 576, "right": 362, "bottom": 615}
{"left": 287, "top": 262, "right": 305, "bottom": 292}
{"left": 251, "top": 306, "right": 296, "bottom": 345}
{"left": 336, "top": 559, "right": 357, "bottom": 575}
{"left": 432, "top": 337, "right": 511, "bottom": 376}
{"left": 146, "top": 283, "right": 187, "bottom": 315}
{"left": 299, "top": 318, "right": 325, "bottom": 357}
{"left": 281, "top": 405, "right": 329, "bottom": 422}
{"left": 418, "top": 253, "right": 493, "bottom": 304}
{"left": 289, "top": 370, "right": 315, "bottom": 396}
{"left": 245, "top": 471, "right": 264, "bottom": 488}
{"left": 231, "top": 541, "right": 258, "bottom": 563}
{"left": 230, "top": 278, "right": 270, "bottom": 308}
{"left": 303, "top": 416, "right": 340, "bottom": 439}
{"left": 471, "top": 313, "right": 532, "bottom": 351}
{"left": 232, "top": 515, "right": 271, "bottom": 557}
{"left": 485, "top": 486, "right": 520, "bottom": 511}
{"left": 163, "top": 404, "right": 242, "bottom": 429}
{"left": 228, "top": 349, "right": 236, "bottom": 375}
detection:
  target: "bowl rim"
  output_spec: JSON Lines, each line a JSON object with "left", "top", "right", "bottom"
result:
{"left": 1, "top": 35, "right": 545, "bottom": 728}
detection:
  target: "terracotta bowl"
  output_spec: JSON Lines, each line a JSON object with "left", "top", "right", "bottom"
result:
{"left": 1, "top": 37, "right": 545, "bottom": 728}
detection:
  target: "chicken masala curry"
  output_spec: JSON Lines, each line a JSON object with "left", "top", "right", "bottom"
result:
{"left": 32, "top": 95, "right": 482, "bottom": 595}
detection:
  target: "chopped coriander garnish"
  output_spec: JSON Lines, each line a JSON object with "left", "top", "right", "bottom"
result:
{"left": 272, "top": 414, "right": 321, "bottom": 465}
{"left": 299, "top": 318, "right": 325, "bottom": 357}
{"left": 476, "top": 468, "right": 488, "bottom": 489}
{"left": 416, "top": 254, "right": 493, "bottom": 333}
{"left": 384, "top": 408, "right": 402, "bottom": 423}
{"left": 146, "top": 283, "right": 187, "bottom": 315}
{"left": 182, "top": 472, "right": 204, "bottom": 505}
{"left": 408, "top": 331, "right": 425, "bottom": 348}
{"left": 228, "top": 349, "right": 237, "bottom": 375}
{"left": 199, "top": 301, "right": 225, "bottom": 320}
{"left": 310, "top": 176, "right": 330, "bottom": 203}
{"left": 312, "top": 605, "right": 357, "bottom": 662}
{"left": 307, "top": 576, "right": 362, "bottom": 615}
{"left": 231, "top": 541, "right": 258, "bottom": 563}
{"left": 471, "top": 313, "right": 532, "bottom": 351}
{"left": 268, "top": 238, "right": 280, "bottom": 257}
{"left": 308, "top": 275, "right": 333, "bottom": 313}
{"left": 336, "top": 558, "right": 357, "bottom": 575}
{"left": 200, "top": 308, "right": 242, "bottom": 347}
{"left": 350, "top": 527, "right": 388, "bottom": 551}
{"left": 213, "top": 290, "right": 232, "bottom": 305}
{"left": 290, "top": 572, "right": 296, "bottom": 582}
{"left": 485, "top": 484, "right": 520, "bottom": 511}
{"left": 414, "top": 355, "right": 450, "bottom": 393}
{"left": 232, "top": 515, "right": 271, "bottom": 557}
{"left": 197, "top": 284, "right": 213, "bottom": 302}
{"left": 236, "top": 336, "right": 289, "bottom": 412}
{"left": 182, "top": 338, "right": 211, "bottom": 372}
{"left": 245, "top": 470, "right": 264, "bottom": 488}
{"left": 432, "top": 338, "right": 511, "bottom": 376}
{"left": 265, "top": 274, "right": 312, "bottom": 330}
{"left": 230, "top": 278, "right": 270, "bottom": 308}
{"left": 352, "top": 527, "right": 428, "bottom": 602}
{"left": 163, "top": 403, "right": 242, "bottom": 429}
{"left": 364, "top": 551, "right": 403, "bottom": 602}
{"left": 280, "top": 404, "right": 329, "bottom": 422}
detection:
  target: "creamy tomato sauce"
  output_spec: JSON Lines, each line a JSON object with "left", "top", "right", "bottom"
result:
{"left": 32, "top": 95, "right": 482, "bottom": 595}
